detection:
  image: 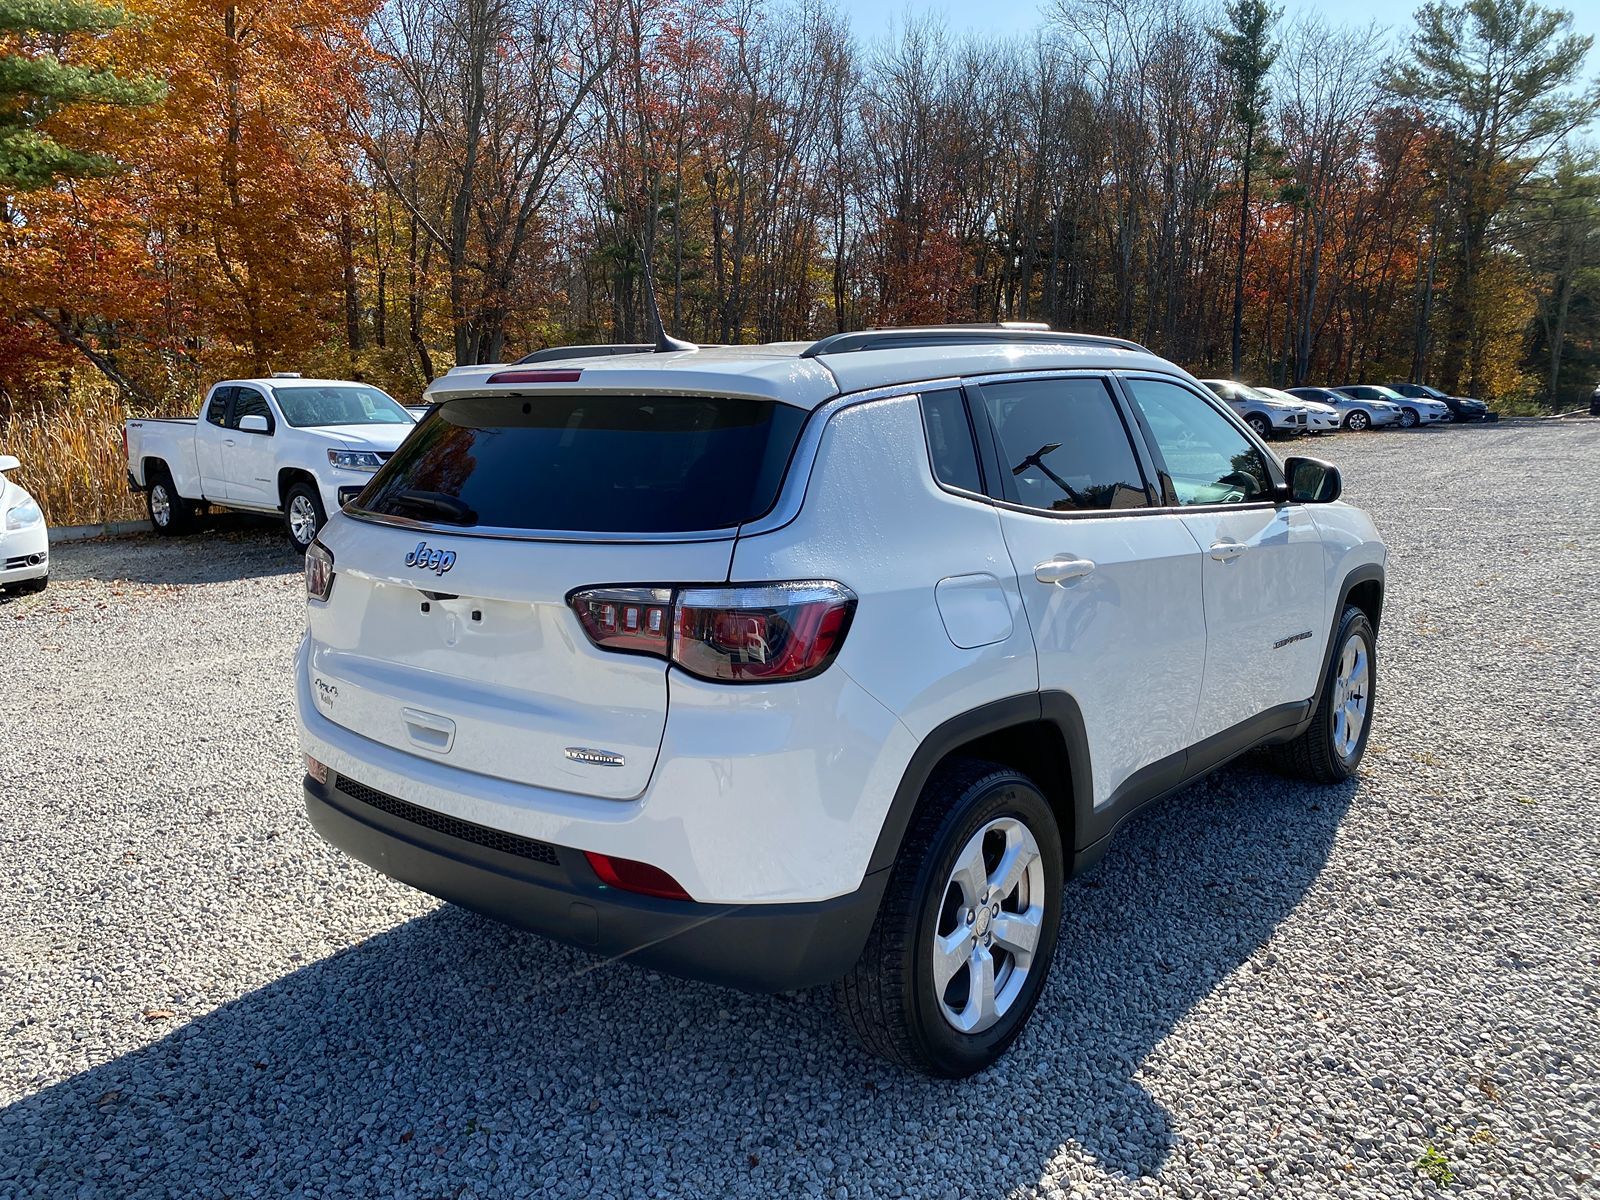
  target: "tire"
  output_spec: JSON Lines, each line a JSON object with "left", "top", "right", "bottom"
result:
{"left": 283, "top": 481, "right": 326, "bottom": 554}
{"left": 1344, "top": 410, "right": 1370, "bottom": 432}
{"left": 1266, "top": 606, "right": 1376, "bottom": 784}
{"left": 834, "top": 759, "right": 1064, "bottom": 1078}
{"left": 1245, "top": 414, "right": 1272, "bottom": 438}
{"left": 1399, "top": 408, "right": 1419, "bottom": 429}
{"left": 145, "top": 470, "right": 194, "bottom": 535}
{"left": 9, "top": 575, "right": 47, "bottom": 596}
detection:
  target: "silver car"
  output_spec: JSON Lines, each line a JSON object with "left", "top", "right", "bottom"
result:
{"left": 1199, "top": 379, "right": 1309, "bottom": 438}
{"left": 1336, "top": 384, "right": 1450, "bottom": 428}
{"left": 1286, "top": 386, "right": 1403, "bottom": 432}
{"left": 1259, "top": 386, "right": 1340, "bottom": 432}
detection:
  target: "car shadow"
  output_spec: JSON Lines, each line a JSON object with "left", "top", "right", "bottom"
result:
{"left": 0, "top": 764, "right": 1354, "bottom": 1197}
{"left": 49, "top": 514, "right": 300, "bottom": 588}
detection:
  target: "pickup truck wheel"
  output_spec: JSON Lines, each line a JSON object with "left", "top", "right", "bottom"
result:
{"left": 1266, "top": 606, "right": 1376, "bottom": 784}
{"left": 284, "top": 482, "right": 327, "bottom": 554}
{"left": 834, "top": 759, "right": 1062, "bottom": 1078}
{"left": 146, "top": 474, "right": 193, "bottom": 535}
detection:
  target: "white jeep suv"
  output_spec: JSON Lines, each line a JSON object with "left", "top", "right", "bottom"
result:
{"left": 296, "top": 326, "right": 1385, "bottom": 1077}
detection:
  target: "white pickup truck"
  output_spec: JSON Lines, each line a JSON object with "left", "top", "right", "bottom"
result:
{"left": 125, "top": 376, "right": 418, "bottom": 551}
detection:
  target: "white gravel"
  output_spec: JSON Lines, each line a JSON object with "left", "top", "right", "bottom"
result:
{"left": 2, "top": 424, "right": 1597, "bottom": 1199}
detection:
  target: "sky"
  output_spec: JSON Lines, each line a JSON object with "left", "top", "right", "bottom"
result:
{"left": 843, "top": 0, "right": 1600, "bottom": 76}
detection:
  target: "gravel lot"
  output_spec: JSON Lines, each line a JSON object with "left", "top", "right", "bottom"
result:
{"left": 2, "top": 421, "right": 1597, "bottom": 1199}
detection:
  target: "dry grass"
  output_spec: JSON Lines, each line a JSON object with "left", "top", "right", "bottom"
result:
{"left": 0, "top": 387, "right": 146, "bottom": 527}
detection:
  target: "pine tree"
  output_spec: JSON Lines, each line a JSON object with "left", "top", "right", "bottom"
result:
{"left": 1213, "top": 0, "right": 1280, "bottom": 379}
{"left": 0, "top": 0, "right": 163, "bottom": 191}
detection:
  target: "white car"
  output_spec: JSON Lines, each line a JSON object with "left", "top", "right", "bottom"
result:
{"left": 1335, "top": 384, "right": 1449, "bottom": 428}
{"left": 1259, "top": 386, "right": 1340, "bottom": 432}
{"left": 0, "top": 455, "right": 48, "bottom": 595}
{"left": 1199, "top": 379, "right": 1310, "bottom": 438}
{"left": 296, "top": 326, "right": 1386, "bottom": 1077}
{"left": 124, "top": 376, "right": 418, "bottom": 552}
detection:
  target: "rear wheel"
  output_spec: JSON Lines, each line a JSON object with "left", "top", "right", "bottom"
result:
{"left": 834, "top": 760, "right": 1063, "bottom": 1077}
{"left": 1266, "top": 605, "right": 1376, "bottom": 784}
{"left": 284, "top": 482, "right": 326, "bottom": 554}
{"left": 145, "top": 471, "right": 194, "bottom": 535}
{"left": 1343, "top": 410, "right": 1370, "bottom": 432}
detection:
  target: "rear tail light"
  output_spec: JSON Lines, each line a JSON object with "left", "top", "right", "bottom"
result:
{"left": 485, "top": 369, "right": 584, "bottom": 385}
{"left": 584, "top": 851, "right": 691, "bottom": 901}
{"left": 567, "top": 580, "right": 856, "bottom": 683}
{"left": 305, "top": 541, "right": 335, "bottom": 601}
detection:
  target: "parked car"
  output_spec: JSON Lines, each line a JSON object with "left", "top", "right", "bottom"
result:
{"left": 0, "top": 455, "right": 48, "bottom": 596}
{"left": 1257, "top": 386, "right": 1340, "bottom": 433}
{"left": 125, "top": 376, "right": 418, "bottom": 552}
{"left": 296, "top": 325, "right": 1387, "bottom": 1077}
{"left": 1285, "top": 386, "right": 1402, "bottom": 431}
{"left": 1387, "top": 382, "right": 1488, "bottom": 422}
{"left": 1198, "top": 378, "right": 1310, "bottom": 437}
{"left": 1336, "top": 384, "right": 1448, "bottom": 428}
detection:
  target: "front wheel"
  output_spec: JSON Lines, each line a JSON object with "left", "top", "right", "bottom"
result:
{"left": 9, "top": 574, "right": 47, "bottom": 596}
{"left": 834, "top": 760, "right": 1063, "bottom": 1077}
{"left": 1266, "top": 606, "right": 1376, "bottom": 784}
{"left": 1343, "top": 410, "right": 1370, "bottom": 432}
{"left": 1245, "top": 414, "right": 1272, "bottom": 438}
{"left": 1399, "top": 408, "right": 1420, "bottom": 429}
{"left": 283, "top": 482, "right": 327, "bottom": 554}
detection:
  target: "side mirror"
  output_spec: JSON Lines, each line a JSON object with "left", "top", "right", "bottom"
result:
{"left": 1284, "top": 456, "right": 1342, "bottom": 504}
{"left": 0, "top": 454, "right": 19, "bottom": 472}
{"left": 237, "top": 414, "right": 270, "bottom": 434}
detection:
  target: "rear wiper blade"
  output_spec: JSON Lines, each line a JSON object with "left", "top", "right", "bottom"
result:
{"left": 389, "top": 489, "right": 477, "bottom": 525}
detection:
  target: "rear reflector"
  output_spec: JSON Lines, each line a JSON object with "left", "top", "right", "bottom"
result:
{"left": 584, "top": 852, "right": 691, "bottom": 901}
{"left": 484, "top": 369, "right": 583, "bottom": 385}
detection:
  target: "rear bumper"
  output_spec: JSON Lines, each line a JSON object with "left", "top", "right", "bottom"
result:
{"left": 305, "top": 770, "right": 886, "bottom": 992}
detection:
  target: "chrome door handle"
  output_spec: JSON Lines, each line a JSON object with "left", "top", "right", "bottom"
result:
{"left": 1209, "top": 539, "right": 1248, "bottom": 562}
{"left": 1034, "top": 556, "right": 1096, "bottom": 585}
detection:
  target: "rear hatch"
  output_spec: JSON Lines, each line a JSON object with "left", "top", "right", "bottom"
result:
{"left": 307, "top": 390, "right": 806, "bottom": 799}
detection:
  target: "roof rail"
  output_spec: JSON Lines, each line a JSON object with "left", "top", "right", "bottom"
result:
{"left": 799, "top": 324, "right": 1149, "bottom": 358}
{"left": 515, "top": 344, "right": 654, "bottom": 364}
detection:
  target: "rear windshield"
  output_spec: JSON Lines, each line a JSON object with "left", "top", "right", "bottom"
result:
{"left": 356, "top": 393, "right": 807, "bottom": 533}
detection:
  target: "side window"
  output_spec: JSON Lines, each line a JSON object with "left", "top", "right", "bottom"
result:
{"left": 1123, "top": 378, "right": 1273, "bottom": 506}
{"left": 204, "top": 387, "right": 232, "bottom": 427}
{"left": 919, "top": 387, "right": 983, "bottom": 494}
{"left": 976, "top": 376, "right": 1149, "bottom": 513}
{"left": 230, "top": 388, "right": 273, "bottom": 433}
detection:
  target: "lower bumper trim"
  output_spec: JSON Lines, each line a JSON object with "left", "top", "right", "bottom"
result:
{"left": 304, "top": 774, "right": 886, "bottom": 993}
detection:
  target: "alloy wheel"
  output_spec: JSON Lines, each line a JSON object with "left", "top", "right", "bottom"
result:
{"left": 931, "top": 816, "right": 1046, "bottom": 1035}
{"left": 1330, "top": 632, "right": 1370, "bottom": 761}
{"left": 150, "top": 484, "right": 171, "bottom": 527}
{"left": 288, "top": 495, "right": 319, "bottom": 546}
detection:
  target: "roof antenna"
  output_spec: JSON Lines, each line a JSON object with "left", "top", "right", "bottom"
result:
{"left": 640, "top": 244, "right": 697, "bottom": 353}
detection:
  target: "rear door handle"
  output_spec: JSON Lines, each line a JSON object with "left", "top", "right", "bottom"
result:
{"left": 1209, "top": 539, "right": 1248, "bottom": 562}
{"left": 1034, "top": 556, "right": 1096, "bottom": 585}
{"left": 223, "top": 438, "right": 236, "bottom": 447}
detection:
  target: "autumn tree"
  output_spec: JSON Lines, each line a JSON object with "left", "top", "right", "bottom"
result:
{"left": 1391, "top": 0, "right": 1600, "bottom": 395}
{"left": 0, "top": 0, "right": 161, "bottom": 191}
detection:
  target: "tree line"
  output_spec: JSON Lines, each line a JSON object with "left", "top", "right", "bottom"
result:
{"left": 2, "top": 0, "right": 1598, "bottom": 414}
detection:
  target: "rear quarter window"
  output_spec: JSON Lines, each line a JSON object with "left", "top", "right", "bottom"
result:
{"left": 357, "top": 393, "right": 807, "bottom": 534}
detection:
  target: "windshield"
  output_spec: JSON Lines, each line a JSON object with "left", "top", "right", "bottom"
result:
{"left": 273, "top": 385, "right": 413, "bottom": 428}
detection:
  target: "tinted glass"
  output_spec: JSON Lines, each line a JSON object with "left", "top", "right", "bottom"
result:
{"left": 230, "top": 388, "right": 272, "bottom": 431}
{"left": 205, "top": 388, "right": 232, "bottom": 427}
{"left": 1124, "top": 378, "right": 1272, "bottom": 506}
{"left": 977, "top": 377, "right": 1147, "bottom": 512}
{"left": 920, "top": 388, "right": 982, "bottom": 493}
{"left": 360, "top": 394, "right": 807, "bottom": 533}
{"left": 274, "top": 385, "right": 412, "bottom": 428}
